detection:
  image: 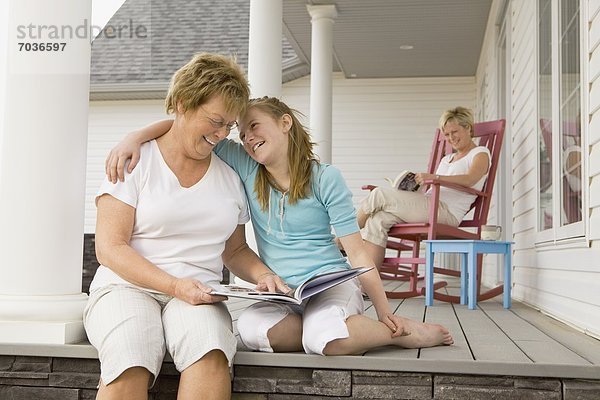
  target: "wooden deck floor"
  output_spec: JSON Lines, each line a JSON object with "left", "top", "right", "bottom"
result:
{"left": 228, "top": 277, "right": 600, "bottom": 380}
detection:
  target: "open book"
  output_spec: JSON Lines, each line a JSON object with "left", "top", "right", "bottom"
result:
{"left": 211, "top": 267, "right": 373, "bottom": 305}
{"left": 385, "top": 170, "right": 420, "bottom": 191}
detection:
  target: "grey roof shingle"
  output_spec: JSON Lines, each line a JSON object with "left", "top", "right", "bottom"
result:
{"left": 91, "top": 0, "right": 301, "bottom": 87}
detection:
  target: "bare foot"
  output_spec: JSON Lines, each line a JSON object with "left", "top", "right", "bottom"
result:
{"left": 393, "top": 317, "right": 454, "bottom": 348}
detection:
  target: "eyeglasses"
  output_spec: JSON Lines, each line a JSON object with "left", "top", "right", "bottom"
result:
{"left": 199, "top": 107, "right": 238, "bottom": 132}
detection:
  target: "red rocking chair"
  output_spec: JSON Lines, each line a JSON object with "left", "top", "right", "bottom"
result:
{"left": 363, "top": 119, "right": 506, "bottom": 302}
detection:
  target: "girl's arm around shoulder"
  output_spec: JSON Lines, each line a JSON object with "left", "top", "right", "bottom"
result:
{"left": 106, "top": 119, "right": 174, "bottom": 183}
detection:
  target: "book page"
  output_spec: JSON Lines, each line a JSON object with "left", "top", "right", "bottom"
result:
{"left": 212, "top": 267, "right": 372, "bottom": 304}
{"left": 296, "top": 267, "right": 372, "bottom": 301}
{"left": 211, "top": 285, "right": 300, "bottom": 304}
{"left": 397, "top": 171, "right": 420, "bottom": 191}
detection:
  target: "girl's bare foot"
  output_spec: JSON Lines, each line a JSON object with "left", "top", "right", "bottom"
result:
{"left": 393, "top": 317, "right": 454, "bottom": 348}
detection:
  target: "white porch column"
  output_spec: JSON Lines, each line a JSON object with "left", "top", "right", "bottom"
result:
{"left": 0, "top": 0, "right": 91, "bottom": 344}
{"left": 243, "top": 0, "right": 283, "bottom": 258}
{"left": 248, "top": 0, "right": 282, "bottom": 98}
{"left": 307, "top": 4, "right": 337, "bottom": 163}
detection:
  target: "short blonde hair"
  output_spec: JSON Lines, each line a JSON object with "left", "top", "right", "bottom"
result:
{"left": 165, "top": 53, "right": 249, "bottom": 117}
{"left": 439, "top": 106, "right": 475, "bottom": 137}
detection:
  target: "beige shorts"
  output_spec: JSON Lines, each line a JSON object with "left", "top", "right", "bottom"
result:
{"left": 360, "top": 187, "right": 459, "bottom": 247}
{"left": 83, "top": 284, "right": 237, "bottom": 386}
{"left": 236, "top": 279, "right": 364, "bottom": 355}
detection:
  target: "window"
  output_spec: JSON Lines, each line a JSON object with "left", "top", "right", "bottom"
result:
{"left": 537, "top": 0, "right": 583, "bottom": 239}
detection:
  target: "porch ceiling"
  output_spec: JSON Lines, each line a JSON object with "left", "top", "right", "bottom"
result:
{"left": 283, "top": 0, "right": 493, "bottom": 79}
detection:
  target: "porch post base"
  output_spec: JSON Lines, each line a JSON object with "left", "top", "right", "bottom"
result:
{"left": 0, "top": 321, "right": 86, "bottom": 344}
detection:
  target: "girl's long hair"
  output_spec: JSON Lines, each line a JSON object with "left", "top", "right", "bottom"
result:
{"left": 247, "top": 97, "right": 318, "bottom": 211}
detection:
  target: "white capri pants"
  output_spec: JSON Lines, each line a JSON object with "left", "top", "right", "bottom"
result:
{"left": 236, "top": 279, "right": 364, "bottom": 355}
{"left": 360, "top": 187, "right": 459, "bottom": 247}
{"left": 84, "top": 284, "right": 237, "bottom": 387}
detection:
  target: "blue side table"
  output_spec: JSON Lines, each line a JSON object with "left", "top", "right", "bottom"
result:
{"left": 424, "top": 240, "right": 513, "bottom": 310}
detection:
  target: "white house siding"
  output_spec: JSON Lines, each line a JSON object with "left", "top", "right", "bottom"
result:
{"left": 474, "top": 0, "right": 600, "bottom": 338}
{"left": 473, "top": 0, "right": 505, "bottom": 287}
{"left": 507, "top": 0, "right": 537, "bottom": 289}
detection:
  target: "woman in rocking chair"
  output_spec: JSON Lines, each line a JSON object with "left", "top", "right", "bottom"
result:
{"left": 358, "top": 106, "right": 491, "bottom": 269}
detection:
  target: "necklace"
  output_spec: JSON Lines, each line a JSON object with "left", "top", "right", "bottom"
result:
{"left": 452, "top": 142, "right": 476, "bottom": 162}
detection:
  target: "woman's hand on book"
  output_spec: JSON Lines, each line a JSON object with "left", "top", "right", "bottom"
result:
{"left": 172, "top": 278, "right": 227, "bottom": 305}
{"left": 381, "top": 313, "right": 411, "bottom": 338}
{"left": 415, "top": 173, "right": 435, "bottom": 186}
{"left": 255, "top": 271, "right": 291, "bottom": 294}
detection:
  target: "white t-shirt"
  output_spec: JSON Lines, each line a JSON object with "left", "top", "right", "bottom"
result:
{"left": 432, "top": 146, "right": 491, "bottom": 222}
{"left": 89, "top": 140, "right": 250, "bottom": 292}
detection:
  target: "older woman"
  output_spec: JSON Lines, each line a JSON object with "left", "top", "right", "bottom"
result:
{"left": 358, "top": 106, "right": 491, "bottom": 268}
{"left": 84, "top": 53, "right": 287, "bottom": 400}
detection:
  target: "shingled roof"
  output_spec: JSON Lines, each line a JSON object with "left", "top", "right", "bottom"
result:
{"left": 90, "top": 0, "right": 306, "bottom": 99}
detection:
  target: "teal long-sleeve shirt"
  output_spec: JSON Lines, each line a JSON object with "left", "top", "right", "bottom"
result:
{"left": 215, "top": 139, "right": 359, "bottom": 288}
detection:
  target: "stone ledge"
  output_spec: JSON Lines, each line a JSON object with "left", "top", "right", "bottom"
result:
{"left": 0, "top": 355, "right": 599, "bottom": 400}
{"left": 0, "top": 342, "right": 98, "bottom": 359}
{"left": 2, "top": 342, "right": 600, "bottom": 380}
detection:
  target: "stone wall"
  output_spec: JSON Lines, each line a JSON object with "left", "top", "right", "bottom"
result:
{"left": 233, "top": 368, "right": 600, "bottom": 399}
{"left": 82, "top": 234, "right": 99, "bottom": 294}
{"left": 1, "top": 355, "right": 599, "bottom": 400}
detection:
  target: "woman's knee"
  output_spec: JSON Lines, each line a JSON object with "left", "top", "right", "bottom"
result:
{"left": 361, "top": 187, "right": 386, "bottom": 213}
{"left": 188, "top": 349, "right": 228, "bottom": 372}
{"left": 100, "top": 366, "right": 151, "bottom": 396}
{"left": 362, "top": 212, "right": 395, "bottom": 247}
{"left": 118, "top": 366, "right": 151, "bottom": 382}
{"left": 371, "top": 187, "right": 399, "bottom": 209}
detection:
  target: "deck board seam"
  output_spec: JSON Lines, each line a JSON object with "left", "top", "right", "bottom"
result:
{"left": 476, "top": 305, "right": 535, "bottom": 363}
{"left": 417, "top": 297, "right": 427, "bottom": 359}
{"left": 448, "top": 290, "right": 476, "bottom": 360}
{"left": 508, "top": 305, "right": 596, "bottom": 365}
